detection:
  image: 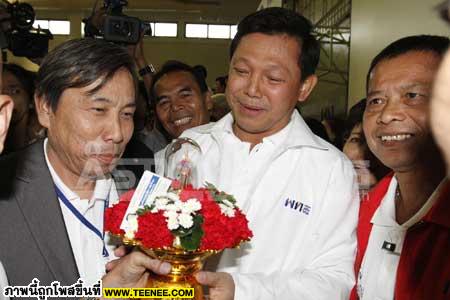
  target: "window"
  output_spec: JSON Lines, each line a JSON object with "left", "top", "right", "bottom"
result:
{"left": 185, "top": 24, "right": 207, "bottom": 38}
{"left": 230, "top": 25, "right": 238, "bottom": 39}
{"left": 185, "top": 23, "right": 237, "bottom": 39}
{"left": 153, "top": 22, "right": 177, "bottom": 37}
{"left": 33, "top": 19, "right": 70, "bottom": 35}
{"left": 208, "top": 25, "right": 230, "bottom": 39}
{"left": 81, "top": 21, "right": 177, "bottom": 38}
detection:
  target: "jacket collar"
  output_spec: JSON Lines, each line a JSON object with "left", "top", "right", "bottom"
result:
{"left": 423, "top": 178, "right": 450, "bottom": 229}
{"left": 190, "top": 110, "right": 329, "bottom": 151}
{"left": 14, "top": 140, "right": 80, "bottom": 284}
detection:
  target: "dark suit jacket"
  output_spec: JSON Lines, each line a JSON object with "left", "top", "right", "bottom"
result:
{"left": 0, "top": 140, "right": 80, "bottom": 286}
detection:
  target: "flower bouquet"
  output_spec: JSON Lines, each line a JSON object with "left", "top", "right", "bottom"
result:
{"left": 105, "top": 178, "right": 252, "bottom": 299}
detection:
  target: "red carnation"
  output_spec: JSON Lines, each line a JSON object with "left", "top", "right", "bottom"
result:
{"left": 104, "top": 201, "right": 130, "bottom": 235}
{"left": 199, "top": 191, "right": 253, "bottom": 251}
{"left": 135, "top": 211, "right": 174, "bottom": 249}
{"left": 228, "top": 209, "right": 253, "bottom": 243}
{"left": 104, "top": 189, "right": 134, "bottom": 235}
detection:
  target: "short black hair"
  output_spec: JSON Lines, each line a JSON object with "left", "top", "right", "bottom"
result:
{"left": 343, "top": 98, "right": 366, "bottom": 141}
{"left": 150, "top": 60, "right": 208, "bottom": 105}
{"left": 35, "top": 38, "right": 137, "bottom": 111}
{"left": 215, "top": 76, "right": 227, "bottom": 86}
{"left": 193, "top": 64, "right": 208, "bottom": 79}
{"left": 304, "top": 117, "right": 330, "bottom": 142}
{"left": 366, "top": 35, "right": 450, "bottom": 91}
{"left": 230, "top": 7, "right": 320, "bottom": 80}
{"left": 2, "top": 63, "right": 36, "bottom": 99}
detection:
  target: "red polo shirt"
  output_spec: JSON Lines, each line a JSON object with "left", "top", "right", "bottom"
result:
{"left": 350, "top": 173, "right": 450, "bottom": 300}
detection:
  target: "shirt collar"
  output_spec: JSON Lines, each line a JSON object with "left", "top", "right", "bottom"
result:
{"left": 423, "top": 178, "right": 450, "bottom": 228}
{"left": 190, "top": 110, "right": 329, "bottom": 150}
{"left": 44, "top": 138, "right": 113, "bottom": 204}
{"left": 371, "top": 176, "right": 399, "bottom": 227}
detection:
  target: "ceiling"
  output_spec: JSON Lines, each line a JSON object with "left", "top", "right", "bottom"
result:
{"left": 25, "top": 0, "right": 261, "bottom": 20}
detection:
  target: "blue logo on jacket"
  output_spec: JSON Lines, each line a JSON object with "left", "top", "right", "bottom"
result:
{"left": 284, "top": 198, "right": 311, "bottom": 215}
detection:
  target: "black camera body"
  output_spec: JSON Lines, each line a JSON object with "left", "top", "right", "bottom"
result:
{"left": 0, "top": 0, "right": 53, "bottom": 59}
{"left": 84, "top": 0, "right": 151, "bottom": 45}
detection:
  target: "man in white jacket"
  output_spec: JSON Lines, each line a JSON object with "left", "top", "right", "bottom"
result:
{"left": 157, "top": 7, "right": 359, "bottom": 300}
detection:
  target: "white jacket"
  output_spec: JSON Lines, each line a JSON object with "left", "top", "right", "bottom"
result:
{"left": 0, "top": 261, "right": 9, "bottom": 300}
{"left": 156, "top": 111, "right": 359, "bottom": 300}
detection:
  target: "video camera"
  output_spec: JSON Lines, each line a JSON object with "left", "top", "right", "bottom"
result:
{"left": 83, "top": 0, "right": 152, "bottom": 45}
{"left": 0, "top": 0, "right": 53, "bottom": 59}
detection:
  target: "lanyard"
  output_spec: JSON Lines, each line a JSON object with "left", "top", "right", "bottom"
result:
{"left": 54, "top": 185, "right": 109, "bottom": 257}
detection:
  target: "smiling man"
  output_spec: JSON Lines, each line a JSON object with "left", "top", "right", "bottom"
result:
{"left": 0, "top": 38, "right": 139, "bottom": 287}
{"left": 157, "top": 8, "right": 359, "bottom": 300}
{"left": 151, "top": 61, "right": 212, "bottom": 140}
{"left": 351, "top": 35, "right": 450, "bottom": 300}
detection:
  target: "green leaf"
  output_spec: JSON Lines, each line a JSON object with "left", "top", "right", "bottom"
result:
{"left": 179, "top": 215, "right": 204, "bottom": 251}
{"left": 173, "top": 227, "right": 193, "bottom": 237}
{"left": 204, "top": 182, "right": 217, "bottom": 190}
{"left": 137, "top": 204, "right": 152, "bottom": 215}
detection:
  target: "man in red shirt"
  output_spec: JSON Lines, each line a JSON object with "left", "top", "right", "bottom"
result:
{"left": 351, "top": 35, "right": 450, "bottom": 300}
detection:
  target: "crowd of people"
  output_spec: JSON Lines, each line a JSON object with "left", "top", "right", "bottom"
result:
{"left": 0, "top": 4, "right": 449, "bottom": 300}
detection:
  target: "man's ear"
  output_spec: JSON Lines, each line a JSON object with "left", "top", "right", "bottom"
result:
{"left": 34, "top": 94, "right": 52, "bottom": 129}
{"left": 0, "top": 95, "right": 13, "bottom": 153}
{"left": 297, "top": 74, "right": 318, "bottom": 103}
{"left": 204, "top": 91, "right": 213, "bottom": 111}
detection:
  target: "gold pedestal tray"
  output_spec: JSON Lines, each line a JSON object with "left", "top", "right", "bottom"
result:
{"left": 141, "top": 247, "right": 215, "bottom": 300}
{"left": 121, "top": 237, "right": 217, "bottom": 300}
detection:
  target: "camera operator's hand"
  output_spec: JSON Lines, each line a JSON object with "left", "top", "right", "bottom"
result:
{"left": 127, "top": 33, "right": 147, "bottom": 70}
{"left": 28, "top": 56, "right": 44, "bottom": 66}
{"left": 127, "top": 33, "right": 153, "bottom": 95}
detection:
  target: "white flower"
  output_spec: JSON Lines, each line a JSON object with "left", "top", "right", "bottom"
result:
{"left": 174, "top": 200, "right": 183, "bottom": 211}
{"left": 219, "top": 203, "right": 235, "bottom": 217}
{"left": 167, "top": 192, "right": 180, "bottom": 202}
{"left": 154, "top": 197, "right": 169, "bottom": 210}
{"left": 164, "top": 210, "right": 178, "bottom": 220}
{"left": 165, "top": 203, "right": 180, "bottom": 212}
{"left": 167, "top": 216, "right": 180, "bottom": 230}
{"left": 164, "top": 210, "right": 180, "bottom": 230}
{"left": 181, "top": 199, "right": 201, "bottom": 214}
{"left": 178, "top": 213, "right": 194, "bottom": 229}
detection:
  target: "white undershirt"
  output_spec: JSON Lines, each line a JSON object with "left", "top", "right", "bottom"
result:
{"left": 357, "top": 176, "right": 445, "bottom": 300}
{"left": 44, "top": 139, "right": 119, "bottom": 285}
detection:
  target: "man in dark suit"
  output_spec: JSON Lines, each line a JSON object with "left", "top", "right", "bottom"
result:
{"left": 0, "top": 38, "right": 140, "bottom": 287}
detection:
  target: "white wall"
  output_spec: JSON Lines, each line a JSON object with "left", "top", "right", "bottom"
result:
{"left": 348, "top": 0, "right": 449, "bottom": 108}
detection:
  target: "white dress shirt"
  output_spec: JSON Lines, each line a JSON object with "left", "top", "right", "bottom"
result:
{"left": 156, "top": 111, "right": 359, "bottom": 300}
{"left": 357, "top": 176, "right": 445, "bottom": 300}
{"left": 44, "top": 139, "right": 119, "bottom": 285}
